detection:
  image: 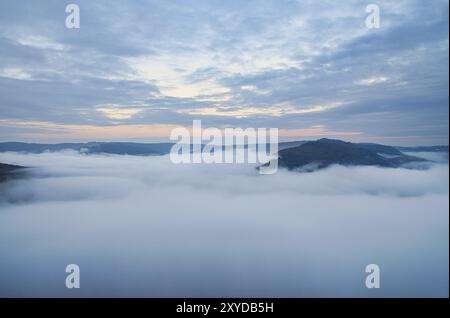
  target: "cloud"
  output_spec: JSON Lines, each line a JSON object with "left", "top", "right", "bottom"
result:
{"left": 0, "top": 67, "right": 32, "bottom": 80}
{"left": 0, "top": 120, "right": 190, "bottom": 142}
{"left": 0, "top": 151, "right": 448, "bottom": 297}
{"left": 356, "top": 76, "right": 389, "bottom": 86}
{"left": 403, "top": 151, "right": 449, "bottom": 163}
{"left": 178, "top": 102, "right": 345, "bottom": 118}
{"left": 0, "top": 0, "right": 448, "bottom": 144}
{"left": 96, "top": 106, "right": 144, "bottom": 120}
{"left": 15, "top": 35, "right": 66, "bottom": 51}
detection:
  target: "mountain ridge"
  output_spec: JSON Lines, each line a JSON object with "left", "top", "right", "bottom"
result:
{"left": 0, "top": 140, "right": 447, "bottom": 156}
{"left": 0, "top": 163, "right": 27, "bottom": 182}
{"left": 276, "top": 138, "right": 428, "bottom": 172}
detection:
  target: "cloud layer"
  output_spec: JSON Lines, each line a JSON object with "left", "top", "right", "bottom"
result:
{"left": 0, "top": 0, "right": 448, "bottom": 144}
{"left": 0, "top": 151, "right": 448, "bottom": 297}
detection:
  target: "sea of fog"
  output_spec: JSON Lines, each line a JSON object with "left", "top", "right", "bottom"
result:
{"left": 0, "top": 151, "right": 448, "bottom": 297}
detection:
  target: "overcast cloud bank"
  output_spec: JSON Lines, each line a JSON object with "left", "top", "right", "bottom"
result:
{"left": 0, "top": 151, "right": 448, "bottom": 297}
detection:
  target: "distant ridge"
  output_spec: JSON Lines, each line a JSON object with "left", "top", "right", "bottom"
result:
{"left": 396, "top": 145, "right": 449, "bottom": 153}
{"left": 276, "top": 138, "right": 427, "bottom": 171}
{"left": 0, "top": 141, "right": 304, "bottom": 155}
{"left": 0, "top": 142, "right": 174, "bottom": 156}
{"left": 0, "top": 140, "right": 447, "bottom": 158}
{"left": 0, "top": 163, "right": 27, "bottom": 182}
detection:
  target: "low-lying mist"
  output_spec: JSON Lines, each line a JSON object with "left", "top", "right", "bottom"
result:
{"left": 0, "top": 151, "right": 448, "bottom": 297}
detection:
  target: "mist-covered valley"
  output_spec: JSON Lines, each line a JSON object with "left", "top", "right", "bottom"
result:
{"left": 0, "top": 150, "right": 448, "bottom": 297}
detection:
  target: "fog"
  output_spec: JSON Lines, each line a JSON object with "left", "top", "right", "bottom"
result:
{"left": 0, "top": 151, "right": 448, "bottom": 297}
{"left": 404, "top": 151, "right": 449, "bottom": 164}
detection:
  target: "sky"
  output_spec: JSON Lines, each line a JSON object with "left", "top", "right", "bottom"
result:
{"left": 0, "top": 0, "right": 448, "bottom": 145}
